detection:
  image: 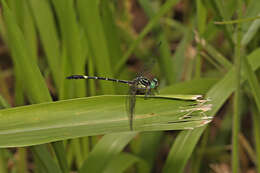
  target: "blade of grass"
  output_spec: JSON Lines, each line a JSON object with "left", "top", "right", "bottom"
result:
{"left": 115, "top": 0, "right": 180, "bottom": 74}
{"left": 79, "top": 133, "right": 137, "bottom": 173}
{"left": 232, "top": 2, "right": 243, "bottom": 172}
{"left": 200, "top": 52, "right": 223, "bottom": 72}
{"left": 0, "top": 149, "right": 8, "bottom": 173}
{"left": 242, "top": 47, "right": 260, "bottom": 172}
{"left": 162, "top": 18, "right": 187, "bottom": 33}
{"left": 252, "top": 105, "right": 260, "bottom": 173}
{"left": 195, "top": 0, "right": 207, "bottom": 78}
{"left": 28, "top": 0, "right": 61, "bottom": 90}
{"left": 239, "top": 133, "right": 257, "bottom": 164}
{"left": 242, "top": 0, "right": 260, "bottom": 31}
{"left": 9, "top": 0, "right": 38, "bottom": 61}
{"left": 242, "top": 13, "right": 260, "bottom": 46}
{"left": 0, "top": 95, "right": 10, "bottom": 108}
{"left": 215, "top": 16, "right": 260, "bottom": 25}
{"left": 104, "top": 153, "right": 149, "bottom": 173}
{"left": 1, "top": 0, "right": 51, "bottom": 104}
{"left": 173, "top": 28, "right": 193, "bottom": 81}
{"left": 139, "top": 0, "right": 175, "bottom": 84}
{"left": 211, "top": 0, "right": 234, "bottom": 46}
{"left": 51, "top": 142, "right": 69, "bottom": 173}
{"left": 31, "top": 145, "right": 62, "bottom": 173}
{"left": 17, "top": 148, "right": 27, "bottom": 173}
{"left": 137, "top": 131, "right": 163, "bottom": 173}
{"left": 0, "top": 93, "right": 9, "bottom": 173}
{"left": 1, "top": 1, "right": 62, "bottom": 172}
{"left": 137, "top": 78, "right": 217, "bottom": 173}
{"left": 162, "top": 48, "right": 260, "bottom": 173}
{"left": 77, "top": 0, "right": 114, "bottom": 94}
{"left": 100, "top": 1, "right": 123, "bottom": 67}
{"left": 51, "top": 0, "right": 86, "bottom": 99}
{"left": 194, "top": 32, "right": 232, "bottom": 70}
{"left": 163, "top": 128, "right": 205, "bottom": 173}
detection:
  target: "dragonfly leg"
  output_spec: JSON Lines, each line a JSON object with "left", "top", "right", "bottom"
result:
{"left": 154, "top": 88, "right": 159, "bottom": 94}
{"left": 144, "top": 88, "right": 151, "bottom": 99}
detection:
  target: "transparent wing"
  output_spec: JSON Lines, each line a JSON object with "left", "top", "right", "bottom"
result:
{"left": 126, "top": 84, "right": 137, "bottom": 131}
{"left": 136, "top": 57, "right": 157, "bottom": 78}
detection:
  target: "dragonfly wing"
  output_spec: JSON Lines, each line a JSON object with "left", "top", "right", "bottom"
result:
{"left": 126, "top": 85, "right": 137, "bottom": 131}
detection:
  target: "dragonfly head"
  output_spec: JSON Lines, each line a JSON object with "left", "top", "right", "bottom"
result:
{"left": 150, "top": 78, "right": 159, "bottom": 89}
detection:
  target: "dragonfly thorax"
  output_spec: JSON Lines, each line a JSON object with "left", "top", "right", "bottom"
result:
{"left": 135, "top": 76, "right": 159, "bottom": 89}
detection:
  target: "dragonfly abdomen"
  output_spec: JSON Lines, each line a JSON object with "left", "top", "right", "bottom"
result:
{"left": 66, "top": 75, "right": 132, "bottom": 85}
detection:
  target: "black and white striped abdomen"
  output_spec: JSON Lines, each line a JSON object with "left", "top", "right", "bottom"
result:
{"left": 66, "top": 75, "right": 132, "bottom": 85}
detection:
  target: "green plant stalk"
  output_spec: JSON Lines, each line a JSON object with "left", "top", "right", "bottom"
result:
{"left": 242, "top": 47, "right": 260, "bottom": 172}
{"left": 252, "top": 106, "right": 260, "bottom": 173}
{"left": 232, "top": 15, "right": 242, "bottom": 173}
{"left": 195, "top": 46, "right": 202, "bottom": 78}
{"left": 214, "top": 16, "right": 260, "bottom": 25}
{"left": 195, "top": 0, "right": 206, "bottom": 79}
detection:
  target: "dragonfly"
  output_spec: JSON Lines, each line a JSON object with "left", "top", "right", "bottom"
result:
{"left": 66, "top": 74, "right": 159, "bottom": 130}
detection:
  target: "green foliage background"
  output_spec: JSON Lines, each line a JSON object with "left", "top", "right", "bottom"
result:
{"left": 0, "top": 0, "right": 260, "bottom": 172}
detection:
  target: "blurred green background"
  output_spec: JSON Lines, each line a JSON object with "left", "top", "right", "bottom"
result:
{"left": 0, "top": 0, "right": 260, "bottom": 172}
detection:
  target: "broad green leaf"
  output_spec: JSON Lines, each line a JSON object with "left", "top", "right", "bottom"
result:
{"left": 0, "top": 95, "right": 212, "bottom": 148}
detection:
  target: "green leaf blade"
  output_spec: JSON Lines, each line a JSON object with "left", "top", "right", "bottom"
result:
{"left": 0, "top": 95, "right": 211, "bottom": 147}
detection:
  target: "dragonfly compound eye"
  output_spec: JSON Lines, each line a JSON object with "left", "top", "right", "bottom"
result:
{"left": 150, "top": 78, "right": 159, "bottom": 89}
